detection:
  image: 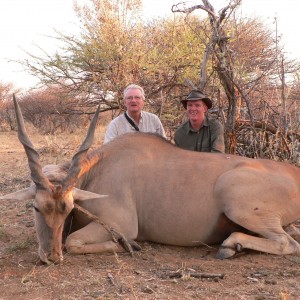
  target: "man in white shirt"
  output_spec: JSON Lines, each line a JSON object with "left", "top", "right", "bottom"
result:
{"left": 104, "top": 84, "right": 166, "bottom": 143}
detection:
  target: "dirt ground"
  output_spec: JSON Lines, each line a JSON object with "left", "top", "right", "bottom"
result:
{"left": 1, "top": 128, "right": 300, "bottom": 300}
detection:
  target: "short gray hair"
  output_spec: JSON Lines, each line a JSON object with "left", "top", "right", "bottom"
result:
{"left": 123, "top": 84, "right": 145, "bottom": 100}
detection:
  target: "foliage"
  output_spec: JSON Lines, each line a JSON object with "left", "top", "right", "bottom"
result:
{"left": 20, "top": 1, "right": 212, "bottom": 135}
{"left": 0, "top": 82, "right": 20, "bottom": 130}
{"left": 9, "top": 0, "right": 300, "bottom": 162}
{"left": 1, "top": 86, "right": 94, "bottom": 134}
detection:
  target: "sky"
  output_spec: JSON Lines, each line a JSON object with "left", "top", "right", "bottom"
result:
{"left": 0, "top": 0, "right": 299, "bottom": 90}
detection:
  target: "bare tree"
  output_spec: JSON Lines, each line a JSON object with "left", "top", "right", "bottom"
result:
{"left": 172, "top": 0, "right": 300, "bottom": 162}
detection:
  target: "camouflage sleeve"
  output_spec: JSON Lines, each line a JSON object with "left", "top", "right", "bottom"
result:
{"left": 210, "top": 120, "right": 225, "bottom": 153}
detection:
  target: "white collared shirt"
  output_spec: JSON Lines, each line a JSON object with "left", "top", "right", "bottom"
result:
{"left": 104, "top": 111, "right": 166, "bottom": 144}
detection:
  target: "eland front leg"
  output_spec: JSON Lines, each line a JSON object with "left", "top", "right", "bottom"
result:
{"left": 65, "top": 222, "right": 124, "bottom": 255}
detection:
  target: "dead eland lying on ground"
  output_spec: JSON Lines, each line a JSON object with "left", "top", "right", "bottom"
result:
{"left": 1, "top": 96, "right": 300, "bottom": 264}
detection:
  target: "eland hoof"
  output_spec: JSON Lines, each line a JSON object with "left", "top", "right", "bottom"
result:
{"left": 49, "top": 254, "right": 64, "bottom": 264}
{"left": 216, "top": 246, "right": 236, "bottom": 259}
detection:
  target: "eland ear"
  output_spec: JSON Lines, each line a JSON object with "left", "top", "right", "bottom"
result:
{"left": 72, "top": 188, "right": 108, "bottom": 201}
{"left": 0, "top": 187, "right": 35, "bottom": 201}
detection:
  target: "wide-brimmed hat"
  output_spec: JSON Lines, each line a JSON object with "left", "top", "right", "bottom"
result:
{"left": 181, "top": 90, "right": 212, "bottom": 109}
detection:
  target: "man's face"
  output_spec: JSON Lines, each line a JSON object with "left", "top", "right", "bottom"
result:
{"left": 186, "top": 100, "right": 208, "bottom": 122}
{"left": 124, "top": 88, "right": 144, "bottom": 114}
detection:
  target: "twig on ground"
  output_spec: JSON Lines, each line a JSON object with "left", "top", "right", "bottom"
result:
{"left": 168, "top": 270, "right": 225, "bottom": 280}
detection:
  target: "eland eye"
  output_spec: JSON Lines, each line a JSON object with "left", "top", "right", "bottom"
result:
{"left": 45, "top": 203, "right": 54, "bottom": 212}
{"left": 57, "top": 201, "right": 68, "bottom": 214}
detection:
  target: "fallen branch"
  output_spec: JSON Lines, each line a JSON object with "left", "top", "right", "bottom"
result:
{"left": 73, "top": 203, "right": 141, "bottom": 256}
{"left": 190, "top": 272, "right": 225, "bottom": 279}
{"left": 168, "top": 271, "right": 224, "bottom": 280}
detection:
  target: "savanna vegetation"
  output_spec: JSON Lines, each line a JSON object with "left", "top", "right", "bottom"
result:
{"left": 0, "top": 0, "right": 299, "bottom": 164}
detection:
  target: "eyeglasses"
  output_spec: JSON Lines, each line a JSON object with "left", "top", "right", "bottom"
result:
{"left": 125, "top": 96, "right": 143, "bottom": 101}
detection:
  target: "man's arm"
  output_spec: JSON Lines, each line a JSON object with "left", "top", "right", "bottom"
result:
{"left": 157, "top": 120, "right": 166, "bottom": 138}
{"left": 210, "top": 120, "right": 225, "bottom": 153}
{"left": 104, "top": 120, "right": 118, "bottom": 144}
